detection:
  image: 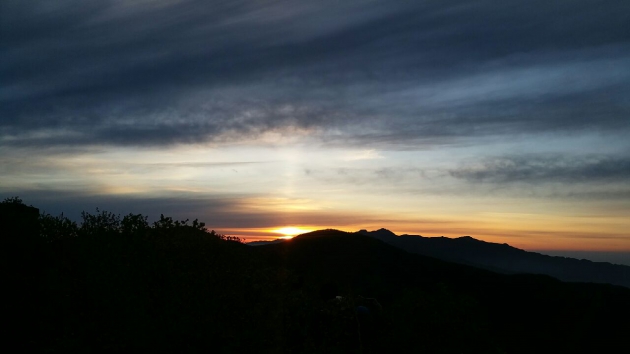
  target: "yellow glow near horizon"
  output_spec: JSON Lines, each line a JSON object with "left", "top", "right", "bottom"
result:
{"left": 272, "top": 227, "right": 313, "bottom": 237}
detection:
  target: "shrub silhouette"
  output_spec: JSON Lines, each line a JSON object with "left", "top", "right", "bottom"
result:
{"left": 121, "top": 213, "right": 150, "bottom": 234}
{"left": 2, "top": 196, "right": 25, "bottom": 205}
{"left": 39, "top": 212, "right": 79, "bottom": 242}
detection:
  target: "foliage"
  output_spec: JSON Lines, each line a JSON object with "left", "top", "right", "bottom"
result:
{"left": 152, "top": 214, "right": 206, "bottom": 231}
{"left": 121, "top": 213, "right": 150, "bottom": 234}
{"left": 39, "top": 212, "right": 79, "bottom": 242}
{"left": 2, "top": 196, "right": 24, "bottom": 205}
{"left": 217, "top": 234, "right": 244, "bottom": 243}
{"left": 80, "top": 208, "right": 122, "bottom": 236}
{"left": 2, "top": 196, "right": 240, "bottom": 242}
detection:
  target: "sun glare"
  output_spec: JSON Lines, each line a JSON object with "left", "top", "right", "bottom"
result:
{"left": 272, "top": 227, "right": 313, "bottom": 237}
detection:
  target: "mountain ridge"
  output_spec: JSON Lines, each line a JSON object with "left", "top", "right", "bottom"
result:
{"left": 270, "top": 228, "right": 630, "bottom": 288}
{"left": 356, "top": 228, "right": 630, "bottom": 288}
{"left": 257, "top": 228, "right": 630, "bottom": 288}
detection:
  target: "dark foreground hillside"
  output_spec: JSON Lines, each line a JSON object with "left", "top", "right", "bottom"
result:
{"left": 3, "top": 201, "right": 630, "bottom": 353}
{"left": 262, "top": 230, "right": 630, "bottom": 353}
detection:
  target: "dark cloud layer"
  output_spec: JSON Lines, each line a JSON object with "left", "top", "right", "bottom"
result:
{"left": 2, "top": 0, "right": 630, "bottom": 147}
{"left": 450, "top": 155, "right": 630, "bottom": 184}
{"left": 2, "top": 188, "right": 286, "bottom": 228}
{"left": 1, "top": 188, "right": 434, "bottom": 232}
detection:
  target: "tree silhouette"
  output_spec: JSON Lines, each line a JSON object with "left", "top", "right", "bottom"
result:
{"left": 1, "top": 196, "right": 25, "bottom": 205}
{"left": 39, "top": 212, "right": 78, "bottom": 242}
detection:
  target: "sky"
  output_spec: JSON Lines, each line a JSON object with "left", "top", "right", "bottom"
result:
{"left": 2, "top": 1, "right": 630, "bottom": 258}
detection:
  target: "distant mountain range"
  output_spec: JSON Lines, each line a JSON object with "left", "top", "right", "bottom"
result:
{"left": 247, "top": 239, "right": 287, "bottom": 246}
{"left": 357, "top": 228, "right": 630, "bottom": 288}
{"left": 251, "top": 228, "right": 630, "bottom": 288}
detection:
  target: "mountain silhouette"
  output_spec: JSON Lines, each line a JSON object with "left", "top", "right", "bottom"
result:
{"left": 261, "top": 229, "right": 630, "bottom": 353}
{"left": 356, "top": 228, "right": 630, "bottom": 288}
{"left": 247, "top": 239, "right": 287, "bottom": 246}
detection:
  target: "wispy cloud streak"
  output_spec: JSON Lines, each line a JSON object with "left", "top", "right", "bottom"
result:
{"left": 450, "top": 155, "right": 630, "bottom": 184}
{"left": 2, "top": 0, "right": 629, "bottom": 148}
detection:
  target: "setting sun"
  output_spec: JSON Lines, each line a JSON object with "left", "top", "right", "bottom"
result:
{"left": 272, "top": 227, "right": 313, "bottom": 237}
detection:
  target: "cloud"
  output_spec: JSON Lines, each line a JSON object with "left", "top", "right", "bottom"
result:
{"left": 341, "top": 149, "right": 384, "bottom": 161}
{"left": 1, "top": 188, "right": 456, "bottom": 232}
{"left": 2, "top": 1, "right": 630, "bottom": 148}
{"left": 449, "top": 155, "right": 630, "bottom": 184}
{"left": 0, "top": 188, "right": 286, "bottom": 227}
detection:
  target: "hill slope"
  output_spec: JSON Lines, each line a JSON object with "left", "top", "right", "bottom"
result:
{"left": 260, "top": 229, "right": 630, "bottom": 353}
{"left": 358, "top": 228, "right": 630, "bottom": 288}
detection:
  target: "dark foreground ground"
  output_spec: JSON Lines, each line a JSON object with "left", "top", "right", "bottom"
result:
{"left": 3, "top": 202, "right": 630, "bottom": 353}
